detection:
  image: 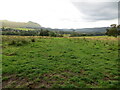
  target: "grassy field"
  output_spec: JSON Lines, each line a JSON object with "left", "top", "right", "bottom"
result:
{"left": 2, "top": 35, "right": 119, "bottom": 88}
{"left": 13, "top": 28, "right": 35, "bottom": 31}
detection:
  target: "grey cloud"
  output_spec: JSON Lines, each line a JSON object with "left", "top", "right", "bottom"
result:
{"left": 72, "top": 2, "right": 118, "bottom": 21}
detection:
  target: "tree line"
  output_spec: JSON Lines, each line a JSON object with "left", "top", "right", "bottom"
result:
{"left": 1, "top": 24, "right": 120, "bottom": 37}
{"left": 1, "top": 27, "right": 63, "bottom": 37}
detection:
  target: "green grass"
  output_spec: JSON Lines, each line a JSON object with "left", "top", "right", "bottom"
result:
{"left": 2, "top": 36, "right": 119, "bottom": 88}
{"left": 14, "top": 28, "right": 35, "bottom": 31}
{"left": 3, "top": 27, "right": 35, "bottom": 31}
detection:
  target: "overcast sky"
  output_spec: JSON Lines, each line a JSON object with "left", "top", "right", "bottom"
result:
{"left": 0, "top": 0, "right": 119, "bottom": 29}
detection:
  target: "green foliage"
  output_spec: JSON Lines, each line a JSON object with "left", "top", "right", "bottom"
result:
{"left": 106, "top": 28, "right": 118, "bottom": 37}
{"left": 39, "top": 29, "right": 49, "bottom": 36}
{"left": 106, "top": 24, "right": 119, "bottom": 37}
{"left": 70, "top": 32, "right": 104, "bottom": 37}
{"left": 49, "top": 31, "right": 57, "bottom": 37}
{"left": 70, "top": 32, "right": 81, "bottom": 37}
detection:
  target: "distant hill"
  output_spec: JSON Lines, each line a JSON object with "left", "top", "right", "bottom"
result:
{"left": 0, "top": 20, "right": 108, "bottom": 34}
{"left": 45, "top": 27, "right": 108, "bottom": 33}
{"left": 74, "top": 27, "right": 108, "bottom": 33}
{"left": 0, "top": 20, "right": 41, "bottom": 28}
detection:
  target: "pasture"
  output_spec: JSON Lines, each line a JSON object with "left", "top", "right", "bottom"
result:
{"left": 2, "top": 36, "right": 119, "bottom": 88}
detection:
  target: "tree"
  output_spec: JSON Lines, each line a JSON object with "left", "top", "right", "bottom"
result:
{"left": 49, "top": 31, "right": 57, "bottom": 37}
{"left": 106, "top": 24, "right": 118, "bottom": 37}
{"left": 39, "top": 29, "right": 49, "bottom": 36}
{"left": 110, "top": 24, "right": 116, "bottom": 28}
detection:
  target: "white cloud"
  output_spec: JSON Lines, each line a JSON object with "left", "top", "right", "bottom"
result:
{"left": 71, "top": 0, "right": 119, "bottom": 2}
{"left": 0, "top": 0, "right": 118, "bottom": 29}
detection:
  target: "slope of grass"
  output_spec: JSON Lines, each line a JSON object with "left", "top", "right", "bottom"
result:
{"left": 0, "top": 20, "right": 41, "bottom": 28}
{"left": 14, "top": 28, "right": 35, "bottom": 31}
{"left": 2, "top": 36, "right": 119, "bottom": 88}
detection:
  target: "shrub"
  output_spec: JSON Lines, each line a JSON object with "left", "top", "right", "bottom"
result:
{"left": 31, "top": 38, "right": 35, "bottom": 42}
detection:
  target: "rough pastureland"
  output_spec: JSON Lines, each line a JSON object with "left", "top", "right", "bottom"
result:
{"left": 2, "top": 36, "right": 119, "bottom": 88}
